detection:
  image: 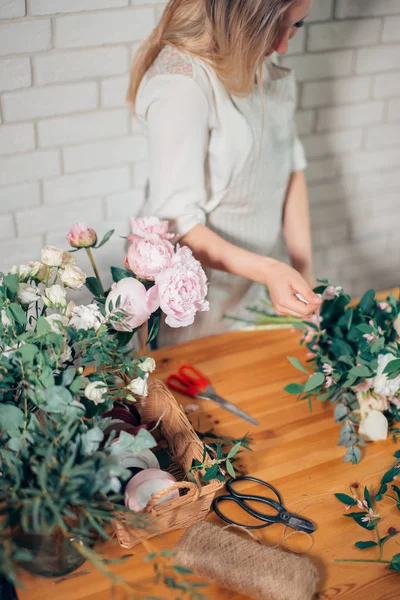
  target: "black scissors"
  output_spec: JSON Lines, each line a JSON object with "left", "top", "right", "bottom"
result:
{"left": 212, "top": 476, "right": 316, "bottom": 533}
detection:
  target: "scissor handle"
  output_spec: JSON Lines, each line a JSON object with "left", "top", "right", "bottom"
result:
{"left": 227, "top": 476, "right": 284, "bottom": 506}
{"left": 179, "top": 364, "right": 210, "bottom": 389}
{"left": 212, "top": 495, "right": 271, "bottom": 530}
{"left": 166, "top": 374, "right": 199, "bottom": 398}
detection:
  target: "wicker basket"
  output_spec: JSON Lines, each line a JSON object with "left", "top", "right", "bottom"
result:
{"left": 113, "top": 380, "right": 224, "bottom": 548}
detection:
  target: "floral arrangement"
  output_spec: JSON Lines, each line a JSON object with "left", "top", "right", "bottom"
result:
{"left": 334, "top": 449, "right": 400, "bottom": 572}
{"left": 285, "top": 283, "right": 400, "bottom": 463}
{"left": 0, "top": 216, "right": 210, "bottom": 592}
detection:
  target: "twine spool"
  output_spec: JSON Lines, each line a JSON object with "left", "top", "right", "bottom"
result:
{"left": 174, "top": 521, "right": 318, "bottom": 600}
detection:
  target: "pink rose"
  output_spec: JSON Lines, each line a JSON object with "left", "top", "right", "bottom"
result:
{"left": 67, "top": 221, "right": 97, "bottom": 248}
{"left": 154, "top": 246, "right": 209, "bottom": 328}
{"left": 127, "top": 217, "right": 175, "bottom": 242}
{"left": 124, "top": 237, "right": 174, "bottom": 280}
{"left": 105, "top": 277, "right": 159, "bottom": 332}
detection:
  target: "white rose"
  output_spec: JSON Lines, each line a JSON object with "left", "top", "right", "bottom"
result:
{"left": 44, "top": 284, "right": 67, "bottom": 308}
{"left": 11, "top": 264, "right": 32, "bottom": 282}
{"left": 140, "top": 357, "right": 156, "bottom": 373}
{"left": 373, "top": 353, "right": 400, "bottom": 398}
{"left": 394, "top": 315, "right": 400, "bottom": 338}
{"left": 1, "top": 309, "right": 11, "bottom": 328}
{"left": 65, "top": 300, "right": 77, "bottom": 318}
{"left": 41, "top": 246, "right": 65, "bottom": 267}
{"left": 85, "top": 381, "right": 108, "bottom": 405}
{"left": 29, "top": 261, "right": 51, "bottom": 282}
{"left": 44, "top": 313, "right": 69, "bottom": 334}
{"left": 17, "top": 282, "right": 41, "bottom": 305}
{"left": 69, "top": 304, "right": 104, "bottom": 331}
{"left": 359, "top": 410, "right": 388, "bottom": 442}
{"left": 59, "top": 264, "right": 86, "bottom": 290}
{"left": 61, "top": 251, "right": 75, "bottom": 266}
{"left": 126, "top": 376, "right": 148, "bottom": 397}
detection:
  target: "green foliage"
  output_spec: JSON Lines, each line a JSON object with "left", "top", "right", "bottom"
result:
{"left": 284, "top": 283, "right": 400, "bottom": 464}
{"left": 189, "top": 430, "right": 252, "bottom": 483}
{"left": 335, "top": 451, "right": 400, "bottom": 572}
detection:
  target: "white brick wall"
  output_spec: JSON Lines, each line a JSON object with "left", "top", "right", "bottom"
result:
{"left": 0, "top": 0, "right": 399, "bottom": 299}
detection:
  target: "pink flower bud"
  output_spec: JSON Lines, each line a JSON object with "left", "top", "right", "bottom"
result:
{"left": 66, "top": 221, "right": 97, "bottom": 248}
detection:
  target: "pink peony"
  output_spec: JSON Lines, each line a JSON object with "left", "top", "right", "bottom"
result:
{"left": 105, "top": 277, "right": 159, "bottom": 332}
{"left": 154, "top": 246, "right": 209, "bottom": 328}
{"left": 127, "top": 216, "right": 175, "bottom": 242}
{"left": 124, "top": 237, "right": 174, "bottom": 280}
{"left": 67, "top": 221, "right": 97, "bottom": 248}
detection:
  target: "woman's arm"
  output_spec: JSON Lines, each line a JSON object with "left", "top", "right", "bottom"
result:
{"left": 282, "top": 170, "right": 315, "bottom": 287}
{"left": 181, "top": 224, "right": 321, "bottom": 318}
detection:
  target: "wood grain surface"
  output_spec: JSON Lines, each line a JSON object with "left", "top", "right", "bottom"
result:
{"left": 17, "top": 296, "right": 400, "bottom": 600}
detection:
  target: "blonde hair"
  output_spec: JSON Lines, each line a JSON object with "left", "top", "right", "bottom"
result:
{"left": 128, "top": 0, "right": 298, "bottom": 107}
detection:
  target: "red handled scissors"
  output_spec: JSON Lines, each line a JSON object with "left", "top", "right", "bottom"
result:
{"left": 166, "top": 364, "right": 259, "bottom": 426}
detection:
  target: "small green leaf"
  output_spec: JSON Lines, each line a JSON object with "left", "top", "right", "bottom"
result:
{"left": 358, "top": 289, "right": 375, "bottom": 314}
{"left": 0, "top": 405, "right": 24, "bottom": 431}
{"left": 303, "top": 372, "right": 325, "bottom": 393}
{"left": 81, "top": 427, "right": 104, "bottom": 455}
{"left": 390, "top": 554, "right": 400, "bottom": 573}
{"left": 334, "top": 493, "right": 356, "bottom": 506}
{"left": 85, "top": 277, "right": 104, "bottom": 297}
{"left": 395, "top": 450, "right": 400, "bottom": 459}
{"left": 349, "top": 366, "right": 371, "bottom": 378}
{"left": 173, "top": 565, "right": 193, "bottom": 575}
{"left": 287, "top": 357, "right": 309, "bottom": 375}
{"left": 356, "top": 324, "right": 374, "bottom": 334}
{"left": 18, "top": 343, "right": 38, "bottom": 363}
{"left": 96, "top": 229, "right": 115, "bottom": 248}
{"left": 227, "top": 442, "right": 242, "bottom": 459}
{"left": 61, "top": 368, "right": 76, "bottom": 387}
{"left": 36, "top": 316, "right": 52, "bottom": 335}
{"left": 111, "top": 267, "right": 131, "bottom": 283}
{"left": 226, "top": 460, "right": 236, "bottom": 478}
{"left": 4, "top": 273, "right": 19, "bottom": 294}
{"left": 334, "top": 403, "right": 348, "bottom": 423}
{"left": 9, "top": 302, "right": 27, "bottom": 327}
{"left": 354, "top": 541, "right": 378, "bottom": 550}
{"left": 202, "top": 464, "right": 219, "bottom": 482}
{"left": 364, "top": 486, "right": 373, "bottom": 510}
{"left": 284, "top": 383, "right": 304, "bottom": 395}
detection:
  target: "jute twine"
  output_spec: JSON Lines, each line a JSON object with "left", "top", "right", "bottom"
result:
{"left": 174, "top": 521, "right": 318, "bottom": 600}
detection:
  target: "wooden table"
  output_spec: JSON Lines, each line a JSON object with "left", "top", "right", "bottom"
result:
{"left": 18, "top": 325, "right": 400, "bottom": 599}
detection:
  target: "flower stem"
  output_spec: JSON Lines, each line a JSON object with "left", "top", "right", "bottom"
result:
{"left": 334, "top": 559, "right": 390, "bottom": 564}
{"left": 85, "top": 248, "right": 103, "bottom": 287}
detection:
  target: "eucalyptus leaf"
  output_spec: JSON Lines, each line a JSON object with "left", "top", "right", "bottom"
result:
{"left": 284, "top": 383, "right": 304, "bottom": 395}
{"left": 304, "top": 372, "right": 325, "bottom": 393}
{"left": 81, "top": 428, "right": 104, "bottom": 455}
{"left": 111, "top": 429, "right": 156, "bottom": 455}
{"left": 9, "top": 303, "right": 26, "bottom": 327}
{"left": 334, "top": 403, "right": 348, "bottom": 423}
{"left": 0, "top": 405, "right": 24, "bottom": 431}
{"left": 287, "top": 357, "right": 309, "bottom": 375}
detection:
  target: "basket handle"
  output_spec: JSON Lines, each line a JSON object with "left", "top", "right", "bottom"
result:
{"left": 144, "top": 481, "right": 201, "bottom": 514}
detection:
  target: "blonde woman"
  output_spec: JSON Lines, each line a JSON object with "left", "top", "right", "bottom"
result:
{"left": 129, "top": 0, "right": 321, "bottom": 347}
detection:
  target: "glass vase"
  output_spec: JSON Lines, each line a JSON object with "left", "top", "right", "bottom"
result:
{"left": 12, "top": 528, "right": 88, "bottom": 579}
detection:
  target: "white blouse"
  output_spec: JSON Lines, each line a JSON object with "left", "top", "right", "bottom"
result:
{"left": 136, "top": 45, "right": 307, "bottom": 347}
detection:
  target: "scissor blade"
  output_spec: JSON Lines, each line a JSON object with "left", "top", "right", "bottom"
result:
{"left": 197, "top": 392, "right": 259, "bottom": 426}
{"left": 287, "top": 515, "right": 316, "bottom": 533}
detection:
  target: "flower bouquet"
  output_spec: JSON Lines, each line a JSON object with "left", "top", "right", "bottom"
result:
{"left": 285, "top": 283, "right": 400, "bottom": 464}
{"left": 0, "top": 216, "right": 210, "bottom": 591}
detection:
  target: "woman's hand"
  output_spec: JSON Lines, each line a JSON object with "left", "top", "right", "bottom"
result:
{"left": 263, "top": 259, "right": 322, "bottom": 318}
